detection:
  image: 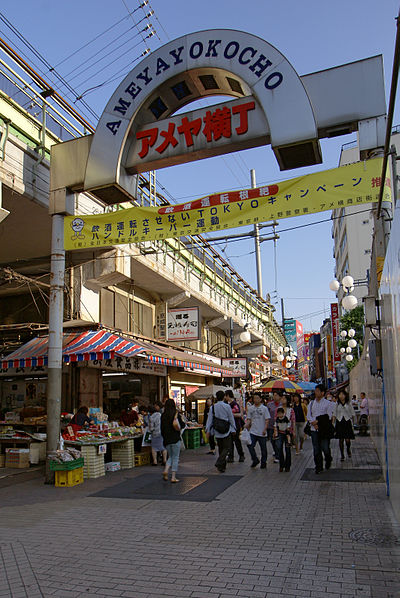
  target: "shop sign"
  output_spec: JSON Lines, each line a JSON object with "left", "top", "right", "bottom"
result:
{"left": 84, "top": 356, "right": 167, "bottom": 376}
{"left": 98, "top": 444, "right": 107, "bottom": 455}
{"left": 167, "top": 307, "right": 200, "bottom": 341}
{"left": 330, "top": 303, "right": 340, "bottom": 363}
{"left": 65, "top": 159, "right": 389, "bottom": 250}
{"left": 221, "top": 357, "right": 247, "bottom": 377}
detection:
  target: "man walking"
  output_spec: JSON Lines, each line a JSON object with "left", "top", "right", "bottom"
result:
{"left": 205, "top": 390, "right": 236, "bottom": 473}
{"left": 307, "top": 384, "right": 334, "bottom": 474}
{"left": 225, "top": 389, "right": 245, "bottom": 463}
{"left": 245, "top": 392, "right": 270, "bottom": 469}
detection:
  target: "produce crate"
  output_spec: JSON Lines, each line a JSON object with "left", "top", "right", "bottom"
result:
{"left": 81, "top": 445, "right": 105, "bottom": 479}
{"left": 183, "top": 428, "right": 201, "bottom": 449}
{"left": 111, "top": 440, "right": 135, "bottom": 469}
{"left": 49, "top": 457, "right": 84, "bottom": 471}
{"left": 0, "top": 455, "right": 5, "bottom": 467}
{"left": 134, "top": 452, "right": 151, "bottom": 466}
{"left": 55, "top": 467, "right": 84, "bottom": 487}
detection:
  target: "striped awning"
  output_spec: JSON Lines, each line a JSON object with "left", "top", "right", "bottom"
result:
{"left": 1, "top": 333, "right": 78, "bottom": 369}
{"left": 63, "top": 330, "right": 144, "bottom": 362}
{"left": 1, "top": 330, "right": 144, "bottom": 369}
{"left": 1, "top": 330, "right": 232, "bottom": 375}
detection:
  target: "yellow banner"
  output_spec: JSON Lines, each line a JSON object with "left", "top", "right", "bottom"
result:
{"left": 65, "top": 158, "right": 390, "bottom": 251}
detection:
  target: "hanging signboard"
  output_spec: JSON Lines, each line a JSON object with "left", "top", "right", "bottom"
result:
{"left": 167, "top": 307, "right": 200, "bottom": 341}
{"left": 221, "top": 357, "right": 247, "bottom": 377}
{"left": 330, "top": 303, "right": 340, "bottom": 363}
{"left": 64, "top": 158, "right": 390, "bottom": 250}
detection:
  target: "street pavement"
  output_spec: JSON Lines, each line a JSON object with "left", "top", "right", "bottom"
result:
{"left": 0, "top": 434, "right": 399, "bottom": 598}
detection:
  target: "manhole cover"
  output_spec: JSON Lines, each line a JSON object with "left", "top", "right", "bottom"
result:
{"left": 349, "top": 528, "right": 400, "bottom": 546}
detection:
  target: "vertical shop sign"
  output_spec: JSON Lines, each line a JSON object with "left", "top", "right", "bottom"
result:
{"left": 330, "top": 303, "right": 340, "bottom": 363}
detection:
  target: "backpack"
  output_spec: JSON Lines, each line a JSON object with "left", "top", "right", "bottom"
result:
{"left": 212, "top": 405, "right": 230, "bottom": 434}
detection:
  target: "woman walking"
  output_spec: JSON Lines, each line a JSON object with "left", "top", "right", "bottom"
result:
{"left": 161, "top": 398, "right": 184, "bottom": 482}
{"left": 292, "top": 393, "right": 307, "bottom": 455}
{"left": 149, "top": 403, "right": 167, "bottom": 466}
{"left": 333, "top": 390, "right": 356, "bottom": 460}
{"left": 280, "top": 394, "right": 295, "bottom": 439}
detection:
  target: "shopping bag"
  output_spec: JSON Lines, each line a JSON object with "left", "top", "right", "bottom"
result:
{"left": 201, "top": 428, "right": 208, "bottom": 444}
{"left": 240, "top": 428, "right": 252, "bottom": 445}
{"left": 141, "top": 427, "right": 152, "bottom": 446}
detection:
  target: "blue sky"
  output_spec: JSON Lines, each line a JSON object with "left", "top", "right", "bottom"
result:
{"left": 1, "top": 0, "right": 399, "bottom": 331}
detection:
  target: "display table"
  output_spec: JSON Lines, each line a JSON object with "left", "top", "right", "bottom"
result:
{"left": 64, "top": 434, "right": 142, "bottom": 478}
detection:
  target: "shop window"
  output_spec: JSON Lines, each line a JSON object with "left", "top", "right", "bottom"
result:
{"left": 199, "top": 74, "right": 219, "bottom": 90}
{"left": 149, "top": 96, "right": 168, "bottom": 119}
{"left": 130, "top": 300, "right": 154, "bottom": 337}
{"left": 171, "top": 80, "right": 192, "bottom": 101}
{"left": 227, "top": 77, "right": 243, "bottom": 94}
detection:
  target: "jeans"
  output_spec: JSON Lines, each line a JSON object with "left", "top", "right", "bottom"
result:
{"left": 310, "top": 430, "right": 332, "bottom": 471}
{"left": 216, "top": 435, "right": 231, "bottom": 470}
{"left": 247, "top": 433, "right": 267, "bottom": 466}
{"left": 267, "top": 428, "right": 278, "bottom": 458}
{"left": 166, "top": 441, "right": 181, "bottom": 472}
{"left": 208, "top": 434, "right": 216, "bottom": 451}
{"left": 275, "top": 434, "right": 291, "bottom": 470}
{"left": 228, "top": 431, "right": 244, "bottom": 459}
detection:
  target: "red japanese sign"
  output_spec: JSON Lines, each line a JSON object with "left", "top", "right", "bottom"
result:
{"left": 330, "top": 303, "right": 340, "bottom": 363}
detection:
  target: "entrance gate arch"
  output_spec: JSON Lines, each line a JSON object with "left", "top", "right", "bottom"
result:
{"left": 84, "top": 29, "right": 321, "bottom": 199}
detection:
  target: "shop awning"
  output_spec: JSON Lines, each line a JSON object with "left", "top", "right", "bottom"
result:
{"left": 62, "top": 330, "right": 145, "bottom": 362}
{"left": 1, "top": 330, "right": 145, "bottom": 369}
{"left": 1, "top": 329, "right": 232, "bottom": 375}
{"left": 137, "top": 340, "right": 233, "bottom": 375}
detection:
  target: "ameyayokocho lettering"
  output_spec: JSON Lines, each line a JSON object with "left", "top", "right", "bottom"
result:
{"left": 106, "top": 38, "right": 284, "bottom": 136}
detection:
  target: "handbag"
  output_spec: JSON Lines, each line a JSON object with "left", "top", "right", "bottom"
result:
{"left": 303, "top": 422, "right": 312, "bottom": 436}
{"left": 240, "top": 428, "right": 252, "bottom": 445}
{"left": 212, "top": 405, "right": 230, "bottom": 434}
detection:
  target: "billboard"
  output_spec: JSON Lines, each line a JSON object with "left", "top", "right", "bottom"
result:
{"left": 330, "top": 303, "right": 340, "bottom": 363}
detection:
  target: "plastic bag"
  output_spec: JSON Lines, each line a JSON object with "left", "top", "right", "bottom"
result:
{"left": 240, "top": 428, "right": 252, "bottom": 445}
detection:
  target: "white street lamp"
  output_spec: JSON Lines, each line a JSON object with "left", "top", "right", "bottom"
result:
{"left": 340, "top": 347, "right": 346, "bottom": 354}
{"left": 345, "top": 354, "right": 354, "bottom": 362}
{"left": 277, "top": 354, "right": 284, "bottom": 362}
{"left": 348, "top": 338, "right": 357, "bottom": 349}
{"left": 342, "top": 275, "right": 354, "bottom": 290}
{"left": 342, "top": 294, "right": 358, "bottom": 311}
{"left": 346, "top": 347, "right": 352, "bottom": 354}
{"left": 348, "top": 328, "right": 356, "bottom": 338}
{"left": 340, "top": 330, "right": 347, "bottom": 338}
{"left": 329, "top": 279, "right": 340, "bottom": 292}
{"left": 284, "top": 346, "right": 290, "bottom": 353}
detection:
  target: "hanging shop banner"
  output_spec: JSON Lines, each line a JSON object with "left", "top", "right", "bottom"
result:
{"left": 64, "top": 158, "right": 389, "bottom": 250}
{"left": 221, "top": 357, "right": 247, "bottom": 378}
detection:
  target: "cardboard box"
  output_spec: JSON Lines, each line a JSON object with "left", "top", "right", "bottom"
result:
{"left": 5, "top": 448, "right": 30, "bottom": 469}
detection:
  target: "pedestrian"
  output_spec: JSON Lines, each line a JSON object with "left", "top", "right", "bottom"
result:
{"left": 280, "top": 394, "right": 295, "bottom": 438}
{"left": 359, "top": 392, "right": 369, "bottom": 435}
{"left": 292, "top": 393, "right": 307, "bottom": 454}
{"left": 161, "top": 398, "right": 184, "bottom": 483}
{"left": 205, "top": 390, "right": 236, "bottom": 473}
{"left": 273, "top": 407, "right": 292, "bottom": 472}
{"left": 203, "top": 397, "right": 216, "bottom": 455}
{"left": 266, "top": 391, "right": 281, "bottom": 463}
{"left": 245, "top": 392, "right": 270, "bottom": 469}
{"left": 225, "top": 389, "right": 245, "bottom": 463}
{"left": 149, "top": 403, "right": 167, "bottom": 466}
{"left": 306, "top": 384, "right": 334, "bottom": 474}
{"left": 333, "top": 390, "right": 356, "bottom": 460}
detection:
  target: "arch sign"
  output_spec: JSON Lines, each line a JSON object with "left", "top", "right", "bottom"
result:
{"left": 51, "top": 29, "right": 387, "bottom": 209}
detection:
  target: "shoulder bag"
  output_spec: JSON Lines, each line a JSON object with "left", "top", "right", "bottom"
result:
{"left": 212, "top": 405, "right": 230, "bottom": 434}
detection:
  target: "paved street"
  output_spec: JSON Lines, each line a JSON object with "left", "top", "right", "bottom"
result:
{"left": 0, "top": 435, "right": 399, "bottom": 598}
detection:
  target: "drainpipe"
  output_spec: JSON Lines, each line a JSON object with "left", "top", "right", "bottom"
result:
{"left": 0, "top": 117, "right": 11, "bottom": 161}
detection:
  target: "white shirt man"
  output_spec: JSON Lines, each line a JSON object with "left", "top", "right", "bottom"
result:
{"left": 245, "top": 393, "right": 270, "bottom": 469}
{"left": 360, "top": 393, "right": 369, "bottom": 417}
{"left": 307, "top": 385, "right": 333, "bottom": 474}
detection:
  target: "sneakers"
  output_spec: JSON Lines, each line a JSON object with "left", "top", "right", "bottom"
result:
{"left": 279, "top": 467, "right": 284, "bottom": 472}
{"left": 260, "top": 464, "right": 266, "bottom": 469}
{"left": 325, "top": 457, "right": 332, "bottom": 470}
{"left": 273, "top": 458, "right": 279, "bottom": 463}
{"left": 250, "top": 459, "right": 260, "bottom": 468}
{"left": 238, "top": 455, "right": 245, "bottom": 462}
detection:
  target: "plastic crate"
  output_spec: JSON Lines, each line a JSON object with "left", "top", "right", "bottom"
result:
{"left": 134, "top": 453, "right": 151, "bottom": 466}
{"left": 49, "top": 458, "right": 84, "bottom": 471}
{"left": 55, "top": 467, "right": 84, "bottom": 487}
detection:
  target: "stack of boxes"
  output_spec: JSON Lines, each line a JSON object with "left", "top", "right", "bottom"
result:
{"left": 81, "top": 445, "right": 106, "bottom": 479}
{"left": 111, "top": 439, "right": 135, "bottom": 469}
{"left": 5, "top": 448, "right": 30, "bottom": 468}
{"left": 183, "top": 428, "right": 201, "bottom": 449}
